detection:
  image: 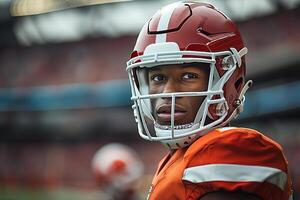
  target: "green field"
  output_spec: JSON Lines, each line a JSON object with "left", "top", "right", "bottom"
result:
{"left": 0, "top": 187, "right": 105, "bottom": 200}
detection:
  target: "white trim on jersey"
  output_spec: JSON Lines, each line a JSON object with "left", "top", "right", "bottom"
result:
{"left": 216, "top": 127, "right": 237, "bottom": 132}
{"left": 182, "top": 164, "right": 287, "bottom": 190}
{"left": 155, "top": 2, "right": 181, "bottom": 43}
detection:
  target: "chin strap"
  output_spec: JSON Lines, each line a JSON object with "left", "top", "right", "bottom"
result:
{"left": 235, "top": 80, "right": 253, "bottom": 115}
{"left": 221, "top": 46, "right": 250, "bottom": 123}
{"left": 216, "top": 47, "right": 250, "bottom": 126}
{"left": 219, "top": 80, "right": 253, "bottom": 127}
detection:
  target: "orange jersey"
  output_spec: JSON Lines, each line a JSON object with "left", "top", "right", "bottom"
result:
{"left": 147, "top": 127, "right": 293, "bottom": 200}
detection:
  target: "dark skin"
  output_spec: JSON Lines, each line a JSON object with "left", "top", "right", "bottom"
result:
{"left": 148, "top": 64, "right": 262, "bottom": 200}
{"left": 148, "top": 63, "right": 208, "bottom": 126}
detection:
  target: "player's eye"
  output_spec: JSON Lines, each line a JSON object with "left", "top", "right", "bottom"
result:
{"left": 182, "top": 73, "right": 199, "bottom": 80}
{"left": 151, "top": 74, "right": 166, "bottom": 82}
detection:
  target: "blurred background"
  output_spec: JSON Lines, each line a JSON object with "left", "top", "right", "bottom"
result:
{"left": 0, "top": 0, "right": 300, "bottom": 199}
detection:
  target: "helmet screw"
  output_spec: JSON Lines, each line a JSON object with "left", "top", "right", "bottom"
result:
{"left": 233, "top": 99, "right": 242, "bottom": 108}
{"left": 216, "top": 103, "right": 226, "bottom": 116}
{"left": 222, "top": 56, "right": 235, "bottom": 70}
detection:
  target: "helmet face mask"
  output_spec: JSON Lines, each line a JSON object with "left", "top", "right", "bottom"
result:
{"left": 127, "top": 2, "right": 251, "bottom": 149}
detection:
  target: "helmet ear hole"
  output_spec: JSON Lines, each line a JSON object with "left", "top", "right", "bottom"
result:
{"left": 234, "top": 77, "right": 243, "bottom": 91}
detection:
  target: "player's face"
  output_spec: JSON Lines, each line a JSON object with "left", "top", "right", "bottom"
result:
{"left": 148, "top": 64, "right": 209, "bottom": 126}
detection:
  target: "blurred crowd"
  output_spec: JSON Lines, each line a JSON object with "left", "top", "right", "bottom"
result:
{"left": 0, "top": 3, "right": 299, "bottom": 199}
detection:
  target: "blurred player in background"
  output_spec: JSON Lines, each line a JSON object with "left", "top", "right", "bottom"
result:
{"left": 92, "top": 143, "right": 144, "bottom": 200}
{"left": 126, "top": 1, "right": 293, "bottom": 200}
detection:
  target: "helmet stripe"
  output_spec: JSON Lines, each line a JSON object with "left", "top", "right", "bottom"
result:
{"left": 155, "top": 2, "right": 181, "bottom": 43}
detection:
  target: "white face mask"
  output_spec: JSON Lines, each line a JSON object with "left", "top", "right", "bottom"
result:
{"left": 127, "top": 42, "right": 249, "bottom": 149}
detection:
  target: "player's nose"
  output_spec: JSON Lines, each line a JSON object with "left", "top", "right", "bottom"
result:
{"left": 162, "top": 79, "right": 178, "bottom": 94}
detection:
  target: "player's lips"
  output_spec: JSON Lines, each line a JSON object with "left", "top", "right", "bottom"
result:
{"left": 156, "top": 104, "right": 187, "bottom": 121}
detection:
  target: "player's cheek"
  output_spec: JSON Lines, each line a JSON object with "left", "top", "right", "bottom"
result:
{"left": 190, "top": 97, "right": 204, "bottom": 114}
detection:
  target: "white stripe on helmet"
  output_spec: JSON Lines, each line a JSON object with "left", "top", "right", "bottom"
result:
{"left": 155, "top": 2, "right": 182, "bottom": 43}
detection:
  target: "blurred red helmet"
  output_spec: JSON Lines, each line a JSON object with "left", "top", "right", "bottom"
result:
{"left": 91, "top": 143, "right": 144, "bottom": 191}
{"left": 126, "top": 1, "right": 252, "bottom": 149}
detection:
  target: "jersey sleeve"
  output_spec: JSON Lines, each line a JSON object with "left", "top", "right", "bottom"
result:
{"left": 182, "top": 127, "right": 293, "bottom": 200}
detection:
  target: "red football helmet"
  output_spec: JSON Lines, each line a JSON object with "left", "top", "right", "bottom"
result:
{"left": 91, "top": 143, "right": 144, "bottom": 193}
{"left": 126, "top": 1, "right": 252, "bottom": 149}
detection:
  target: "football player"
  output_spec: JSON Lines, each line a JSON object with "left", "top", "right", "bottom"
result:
{"left": 92, "top": 143, "right": 144, "bottom": 200}
{"left": 126, "top": 1, "right": 293, "bottom": 200}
